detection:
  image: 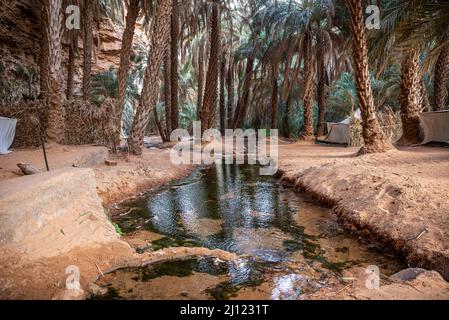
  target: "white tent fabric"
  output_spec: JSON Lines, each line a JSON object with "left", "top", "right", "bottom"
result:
{"left": 325, "top": 109, "right": 361, "bottom": 144}
{"left": 0, "top": 117, "right": 17, "bottom": 154}
{"left": 419, "top": 111, "right": 449, "bottom": 144}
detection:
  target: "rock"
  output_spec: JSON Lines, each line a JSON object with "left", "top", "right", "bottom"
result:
{"left": 87, "top": 283, "right": 108, "bottom": 297}
{"left": 105, "top": 160, "right": 118, "bottom": 167}
{"left": 53, "top": 289, "right": 86, "bottom": 300}
{"left": 0, "top": 168, "right": 120, "bottom": 260}
{"left": 389, "top": 268, "right": 429, "bottom": 282}
{"left": 17, "top": 163, "right": 41, "bottom": 175}
{"left": 72, "top": 147, "right": 109, "bottom": 168}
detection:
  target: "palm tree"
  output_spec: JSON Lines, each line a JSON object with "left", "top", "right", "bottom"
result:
{"left": 219, "top": 53, "right": 226, "bottom": 134}
{"left": 200, "top": 0, "right": 221, "bottom": 133}
{"left": 344, "top": 0, "right": 392, "bottom": 154}
{"left": 301, "top": 25, "right": 314, "bottom": 139}
{"left": 42, "top": 0, "right": 65, "bottom": 143}
{"left": 128, "top": 0, "right": 173, "bottom": 155}
{"left": 170, "top": 0, "right": 180, "bottom": 130}
{"left": 397, "top": 49, "right": 422, "bottom": 145}
{"left": 433, "top": 39, "right": 449, "bottom": 111}
{"left": 115, "top": 0, "right": 141, "bottom": 147}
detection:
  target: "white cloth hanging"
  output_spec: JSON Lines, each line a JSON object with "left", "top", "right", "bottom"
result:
{"left": 0, "top": 116, "right": 17, "bottom": 154}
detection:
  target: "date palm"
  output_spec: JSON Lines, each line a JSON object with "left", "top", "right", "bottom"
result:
{"left": 344, "top": 0, "right": 392, "bottom": 154}
{"left": 42, "top": 0, "right": 65, "bottom": 143}
{"left": 128, "top": 0, "right": 173, "bottom": 155}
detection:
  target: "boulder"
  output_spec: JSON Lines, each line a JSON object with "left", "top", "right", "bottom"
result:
{"left": 0, "top": 168, "right": 120, "bottom": 260}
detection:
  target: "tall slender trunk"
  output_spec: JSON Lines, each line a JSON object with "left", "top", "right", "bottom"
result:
{"left": 433, "top": 44, "right": 449, "bottom": 111}
{"left": 398, "top": 50, "right": 422, "bottom": 145}
{"left": 226, "top": 58, "right": 234, "bottom": 127}
{"left": 170, "top": 0, "right": 179, "bottom": 130}
{"left": 39, "top": 4, "right": 49, "bottom": 101}
{"left": 345, "top": 0, "right": 392, "bottom": 154}
{"left": 283, "top": 95, "right": 291, "bottom": 138}
{"left": 82, "top": 0, "right": 94, "bottom": 100}
{"left": 232, "top": 56, "right": 254, "bottom": 129}
{"left": 419, "top": 78, "right": 429, "bottom": 112}
{"left": 300, "top": 28, "right": 314, "bottom": 139}
{"left": 164, "top": 51, "right": 172, "bottom": 138}
{"left": 153, "top": 107, "right": 168, "bottom": 142}
{"left": 128, "top": 0, "right": 173, "bottom": 155}
{"left": 270, "top": 63, "right": 279, "bottom": 129}
{"left": 197, "top": 38, "right": 205, "bottom": 121}
{"left": 115, "top": 0, "right": 140, "bottom": 146}
{"left": 43, "top": 0, "right": 65, "bottom": 143}
{"left": 316, "top": 45, "right": 327, "bottom": 137}
{"left": 200, "top": 0, "right": 220, "bottom": 132}
{"left": 219, "top": 55, "right": 226, "bottom": 135}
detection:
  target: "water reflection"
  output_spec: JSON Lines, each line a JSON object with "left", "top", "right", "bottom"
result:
{"left": 109, "top": 163, "right": 404, "bottom": 300}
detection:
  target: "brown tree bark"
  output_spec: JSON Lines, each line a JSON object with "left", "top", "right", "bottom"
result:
{"left": 433, "top": 44, "right": 449, "bottom": 111}
{"left": 128, "top": 0, "right": 173, "bottom": 155}
{"left": 270, "top": 63, "right": 279, "bottom": 129}
{"left": 398, "top": 50, "right": 423, "bottom": 145}
{"left": 163, "top": 51, "right": 172, "bottom": 139}
{"left": 196, "top": 38, "right": 205, "bottom": 121}
{"left": 219, "top": 55, "right": 226, "bottom": 135}
{"left": 345, "top": 0, "right": 393, "bottom": 154}
{"left": 43, "top": 0, "right": 65, "bottom": 144}
{"left": 170, "top": 0, "right": 179, "bottom": 130}
{"left": 200, "top": 0, "right": 220, "bottom": 133}
{"left": 115, "top": 0, "right": 141, "bottom": 146}
{"left": 226, "top": 58, "right": 234, "bottom": 128}
{"left": 316, "top": 42, "right": 327, "bottom": 137}
{"left": 232, "top": 56, "right": 254, "bottom": 129}
{"left": 300, "top": 28, "right": 314, "bottom": 139}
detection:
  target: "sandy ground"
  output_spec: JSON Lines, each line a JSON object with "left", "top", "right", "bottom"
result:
{"left": 276, "top": 141, "right": 449, "bottom": 299}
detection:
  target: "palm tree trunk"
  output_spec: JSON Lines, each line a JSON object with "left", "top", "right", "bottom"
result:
{"left": 300, "top": 28, "right": 314, "bottom": 139}
{"left": 316, "top": 51, "right": 327, "bottom": 137}
{"left": 164, "top": 51, "right": 172, "bottom": 138}
{"left": 82, "top": 0, "right": 93, "bottom": 101}
{"left": 419, "top": 78, "right": 429, "bottom": 112}
{"left": 200, "top": 0, "right": 220, "bottom": 133}
{"left": 270, "top": 63, "right": 279, "bottom": 129}
{"left": 433, "top": 44, "right": 449, "bottom": 111}
{"left": 40, "top": 4, "right": 49, "bottom": 101}
{"left": 232, "top": 56, "right": 254, "bottom": 129}
{"left": 345, "top": 0, "right": 392, "bottom": 154}
{"left": 226, "top": 58, "right": 234, "bottom": 128}
{"left": 219, "top": 56, "right": 226, "bottom": 135}
{"left": 170, "top": 0, "right": 179, "bottom": 130}
{"left": 283, "top": 95, "right": 291, "bottom": 138}
{"left": 128, "top": 0, "right": 173, "bottom": 155}
{"left": 398, "top": 50, "right": 422, "bottom": 145}
{"left": 115, "top": 0, "right": 140, "bottom": 146}
{"left": 197, "top": 38, "right": 205, "bottom": 121}
{"left": 43, "top": 0, "right": 65, "bottom": 144}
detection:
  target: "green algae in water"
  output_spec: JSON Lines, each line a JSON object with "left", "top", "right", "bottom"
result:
{"left": 149, "top": 237, "right": 202, "bottom": 251}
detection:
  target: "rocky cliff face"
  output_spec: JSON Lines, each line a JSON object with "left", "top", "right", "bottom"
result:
{"left": 0, "top": 0, "right": 148, "bottom": 104}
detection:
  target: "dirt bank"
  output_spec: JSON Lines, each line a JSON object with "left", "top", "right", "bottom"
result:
{"left": 277, "top": 142, "right": 449, "bottom": 281}
{"left": 0, "top": 142, "right": 195, "bottom": 299}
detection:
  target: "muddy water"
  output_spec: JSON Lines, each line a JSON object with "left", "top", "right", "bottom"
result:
{"left": 96, "top": 164, "right": 404, "bottom": 300}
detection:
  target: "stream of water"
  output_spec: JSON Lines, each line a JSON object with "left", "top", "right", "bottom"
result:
{"left": 95, "top": 164, "right": 404, "bottom": 300}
